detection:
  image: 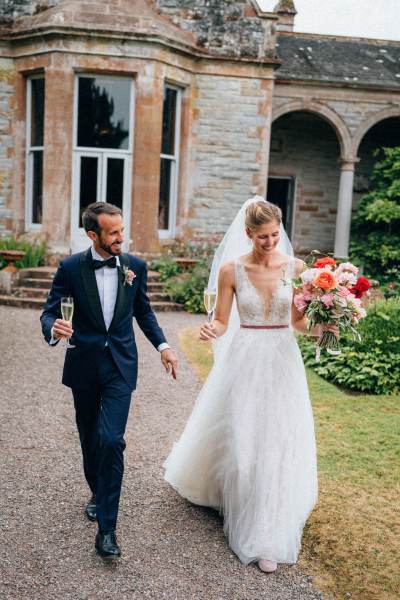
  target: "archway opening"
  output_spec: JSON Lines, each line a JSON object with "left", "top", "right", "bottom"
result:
{"left": 354, "top": 117, "right": 400, "bottom": 208}
{"left": 268, "top": 111, "right": 341, "bottom": 255}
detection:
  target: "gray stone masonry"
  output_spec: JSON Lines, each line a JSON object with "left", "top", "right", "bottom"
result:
{"left": 156, "top": 0, "right": 277, "bottom": 58}
{"left": 185, "top": 74, "right": 270, "bottom": 237}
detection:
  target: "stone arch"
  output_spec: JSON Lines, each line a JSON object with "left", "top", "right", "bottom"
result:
{"left": 272, "top": 99, "right": 353, "bottom": 160}
{"left": 352, "top": 106, "right": 400, "bottom": 156}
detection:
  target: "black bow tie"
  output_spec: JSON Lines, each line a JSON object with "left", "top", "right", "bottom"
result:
{"left": 92, "top": 256, "right": 117, "bottom": 270}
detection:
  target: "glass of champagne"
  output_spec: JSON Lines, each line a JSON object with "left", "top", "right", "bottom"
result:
{"left": 61, "top": 296, "right": 75, "bottom": 348}
{"left": 204, "top": 288, "right": 217, "bottom": 323}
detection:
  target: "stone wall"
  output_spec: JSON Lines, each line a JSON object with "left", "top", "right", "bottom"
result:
{"left": 0, "top": 0, "right": 57, "bottom": 20}
{"left": 0, "top": 58, "right": 14, "bottom": 236}
{"left": 156, "top": 0, "right": 277, "bottom": 58}
{"left": 269, "top": 111, "right": 341, "bottom": 253}
{"left": 184, "top": 73, "right": 273, "bottom": 238}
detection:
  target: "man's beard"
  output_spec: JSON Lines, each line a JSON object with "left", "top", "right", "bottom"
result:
{"left": 98, "top": 239, "right": 122, "bottom": 256}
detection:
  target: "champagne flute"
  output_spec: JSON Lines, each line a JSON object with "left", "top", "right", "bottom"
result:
{"left": 61, "top": 296, "right": 75, "bottom": 348}
{"left": 203, "top": 288, "right": 217, "bottom": 323}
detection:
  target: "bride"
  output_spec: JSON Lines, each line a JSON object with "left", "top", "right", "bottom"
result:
{"left": 164, "top": 197, "right": 336, "bottom": 573}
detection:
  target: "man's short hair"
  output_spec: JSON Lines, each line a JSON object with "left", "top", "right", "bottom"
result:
{"left": 82, "top": 202, "right": 122, "bottom": 235}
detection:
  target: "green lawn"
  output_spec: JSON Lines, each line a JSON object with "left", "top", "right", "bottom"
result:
{"left": 179, "top": 328, "right": 400, "bottom": 600}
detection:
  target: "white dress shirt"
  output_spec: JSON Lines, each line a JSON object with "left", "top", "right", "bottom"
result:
{"left": 92, "top": 246, "right": 120, "bottom": 331}
{"left": 51, "top": 246, "right": 170, "bottom": 352}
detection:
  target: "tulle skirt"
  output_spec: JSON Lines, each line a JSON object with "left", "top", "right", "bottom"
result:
{"left": 164, "top": 328, "right": 318, "bottom": 564}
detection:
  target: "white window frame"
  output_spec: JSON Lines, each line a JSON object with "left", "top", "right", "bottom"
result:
{"left": 25, "top": 74, "right": 45, "bottom": 231}
{"left": 158, "top": 84, "right": 182, "bottom": 239}
{"left": 71, "top": 74, "right": 134, "bottom": 251}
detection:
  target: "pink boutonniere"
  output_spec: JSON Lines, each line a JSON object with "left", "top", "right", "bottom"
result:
{"left": 122, "top": 266, "right": 136, "bottom": 286}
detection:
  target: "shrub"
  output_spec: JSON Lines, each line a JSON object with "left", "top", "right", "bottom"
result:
{"left": 350, "top": 147, "right": 400, "bottom": 282}
{"left": 298, "top": 297, "right": 400, "bottom": 395}
{"left": 0, "top": 237, "right": 47, "bottom": 269}
{"left": 165, "top": 262, "right": 209, "bottom": 314}
{"left": 151, "top": 256, "right": 182, "bottom": 282}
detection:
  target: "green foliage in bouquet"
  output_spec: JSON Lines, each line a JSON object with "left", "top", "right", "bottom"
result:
{"left": 350, "top": 147, "right": 400, "bottom": 283}
{"left": 0, "top": 237, "right": 47, "bottom": 269}
{"left": 298, "top": 297, "right": 400, "bottom": 395}
{"left": 165, "top": 262, "right": 210, "bottom": 314}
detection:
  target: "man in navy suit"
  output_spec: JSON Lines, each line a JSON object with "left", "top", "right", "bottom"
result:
{"left": 40, "top": 202, "right": 178, "bottom": 557}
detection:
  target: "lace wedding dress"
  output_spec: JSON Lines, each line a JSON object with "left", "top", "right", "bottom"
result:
{"left": 164, "top": 256, "right": 318, "bottom": 565}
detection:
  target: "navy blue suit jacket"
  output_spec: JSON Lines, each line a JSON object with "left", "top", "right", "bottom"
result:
{"left": 40, "top": 248, "right": 167, "bottom": 390}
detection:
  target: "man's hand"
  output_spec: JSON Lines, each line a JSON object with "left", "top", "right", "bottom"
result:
{"left": 52, "top": 318, "right": 73, "bottom": 340}
{"left": 161, "top": 348, "right": 178, "bottom": 380}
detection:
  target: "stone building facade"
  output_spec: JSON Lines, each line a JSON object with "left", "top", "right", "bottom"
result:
{"left": 0, "top": 0, "right": 399, "bottom": 257}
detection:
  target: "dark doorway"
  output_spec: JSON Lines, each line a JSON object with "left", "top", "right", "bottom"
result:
{"left": 267, "top": 177, "right": 295, "bottom": 239}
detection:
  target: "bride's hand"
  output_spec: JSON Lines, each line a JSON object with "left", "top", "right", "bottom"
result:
{"left": 200, "top": 322, "right": 217, "bottom": 341}
{"left": 320, "top": 323, "right": 340, "bottom": 338}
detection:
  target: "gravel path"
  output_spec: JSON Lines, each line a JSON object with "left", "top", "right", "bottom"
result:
{"left": 0, "top": 306, "right": 325, "bottom": 600}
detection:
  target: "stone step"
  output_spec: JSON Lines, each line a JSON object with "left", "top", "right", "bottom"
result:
{"left": 18, "top": 267, "right": 56, "bottom": 280}
{"left": 17, "top": 277, "right": 53, "bottom": 289}
{"left": 147, "top": 282, "right": 163, "bottom": 292}
{"left": 0, "top": 295, "right": 45, "bottom": 309}
{"left": 147, "top": 270, "right": 160, "bottom": 280}
{"left": 148, "top": 292, "right": 170, "bottom": 302}
{"left": 150, "top": 301, "right": 183, "bottom": 312}
{"left": 12, "top": 287, "right": 50, "bottom": 299}
{"left": 0, "top": 294, "right": 183, "bottom": 312}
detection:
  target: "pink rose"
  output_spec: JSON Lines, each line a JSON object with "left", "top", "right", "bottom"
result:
{"left": 338, "top": 286, "right": 351, "bottom": 297}
{"left": 321, "top": 293, "right": 334, "bottom": 307}
{"left": 294, "top": 293, "right": 307, "bottom": 312}
{"left": 303, "top": 289, "right": 314, "bottom": 301}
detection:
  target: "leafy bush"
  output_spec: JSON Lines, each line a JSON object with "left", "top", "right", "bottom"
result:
{"left": 298, "top": 297, "right": 400, "bottom": 395}
{"left": 350, "top": 147, "right": 400, "bottom": 282}
{"left": 0, "top": 237, "right": 47, "bottom": 269}
{"left": 165, "top": 262, "right": 209, "bottom": 314}
{"left": 151, "top": 256, "right": 182, "bottom": 282}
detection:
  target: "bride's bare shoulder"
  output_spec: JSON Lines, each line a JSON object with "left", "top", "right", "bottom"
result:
{"left": 219, "top": 260, "right": 236, "bottom": 283}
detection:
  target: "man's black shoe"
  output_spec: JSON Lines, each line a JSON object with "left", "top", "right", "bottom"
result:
{"left": 95, "top": 531, "right": 121, "bottom": 558}
{"left": 85, "top": 495, "right": 97, "bottom": 522}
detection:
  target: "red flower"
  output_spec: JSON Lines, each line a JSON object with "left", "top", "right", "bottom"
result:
{"left": 314, "top": 256, "right": 337, "bottom": 269}
{"left": 350, "top": 276, "right": 371, "bottom": 298}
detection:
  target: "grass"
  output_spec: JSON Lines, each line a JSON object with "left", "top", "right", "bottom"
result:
{"left": 179, "top": 327, "right": 400, "bottom": 600}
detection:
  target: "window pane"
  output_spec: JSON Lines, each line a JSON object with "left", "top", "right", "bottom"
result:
{"left": 158, "top": 157, "right": 172, "bottom": 230}
{"left": 106, "top": 158, "right": 124, "bottom": 209}
{"left": 31, "top": 150, "right": 43, "bottom": 224}
{"left": 79, "top": 156, "right": 98, "bottom": 227}
{"left": 77, "top": 76, "right": 130, "bottom": 149}
{"left": 161, "top": 88, "right": 177, "bottom": 156}
{"left": 31, "top": 78, "right": 45, "bottom": 147}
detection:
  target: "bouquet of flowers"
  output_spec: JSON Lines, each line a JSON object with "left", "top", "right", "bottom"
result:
{"left": 293, "top": 256, "right": 370, "bottom": 360}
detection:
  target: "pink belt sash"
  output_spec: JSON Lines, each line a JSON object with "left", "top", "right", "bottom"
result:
{"left": 240, "top": 324, "right": 289, "bottom": 329}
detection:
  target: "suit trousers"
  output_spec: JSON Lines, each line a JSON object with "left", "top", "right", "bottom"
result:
{"left": 72, "top": 347, "right": 133, "bottom": 532}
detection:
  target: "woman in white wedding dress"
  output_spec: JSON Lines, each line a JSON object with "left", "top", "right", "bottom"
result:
{"left": 164, "top": 198, "right": 336, "bottom": 573}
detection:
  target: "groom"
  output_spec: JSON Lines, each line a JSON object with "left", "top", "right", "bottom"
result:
{"left": 40, "top": 202, "right": 178, "bottom": 557}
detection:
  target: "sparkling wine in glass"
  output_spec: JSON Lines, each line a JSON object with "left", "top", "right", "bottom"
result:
{"left": 61, "top": 296, "right": 75, "bottom": 348}
{"left": 204, "top": 288, "right": 217, "bottom": 323}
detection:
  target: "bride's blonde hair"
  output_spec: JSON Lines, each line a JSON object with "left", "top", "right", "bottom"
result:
{"left": 245, "top": 200, "right": 282, "bottom": 231}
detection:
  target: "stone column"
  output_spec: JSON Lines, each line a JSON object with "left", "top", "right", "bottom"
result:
{"left": 334, "top": 158, "right": 357, "bottom": 259}
{"left": 41, "top": 56, "right": 74, "bottom": 253}
{"left": 130, "top": 64, "right": 164, "bottom": 253}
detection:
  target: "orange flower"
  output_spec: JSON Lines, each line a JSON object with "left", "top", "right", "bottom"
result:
{"left": 314, "top": 256, "right": 337, "bottom": 269}
{"left": 314, "top": 270, "right": 337, "bottom": 291}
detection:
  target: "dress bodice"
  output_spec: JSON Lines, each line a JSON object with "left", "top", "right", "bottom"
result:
{"left": 235, "top": 257, "right": 294, "bottom": 326}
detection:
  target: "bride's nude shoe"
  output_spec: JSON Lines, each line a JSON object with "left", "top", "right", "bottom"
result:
{"left": 258, "top": 559, "right": 278, "bottom": 573}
